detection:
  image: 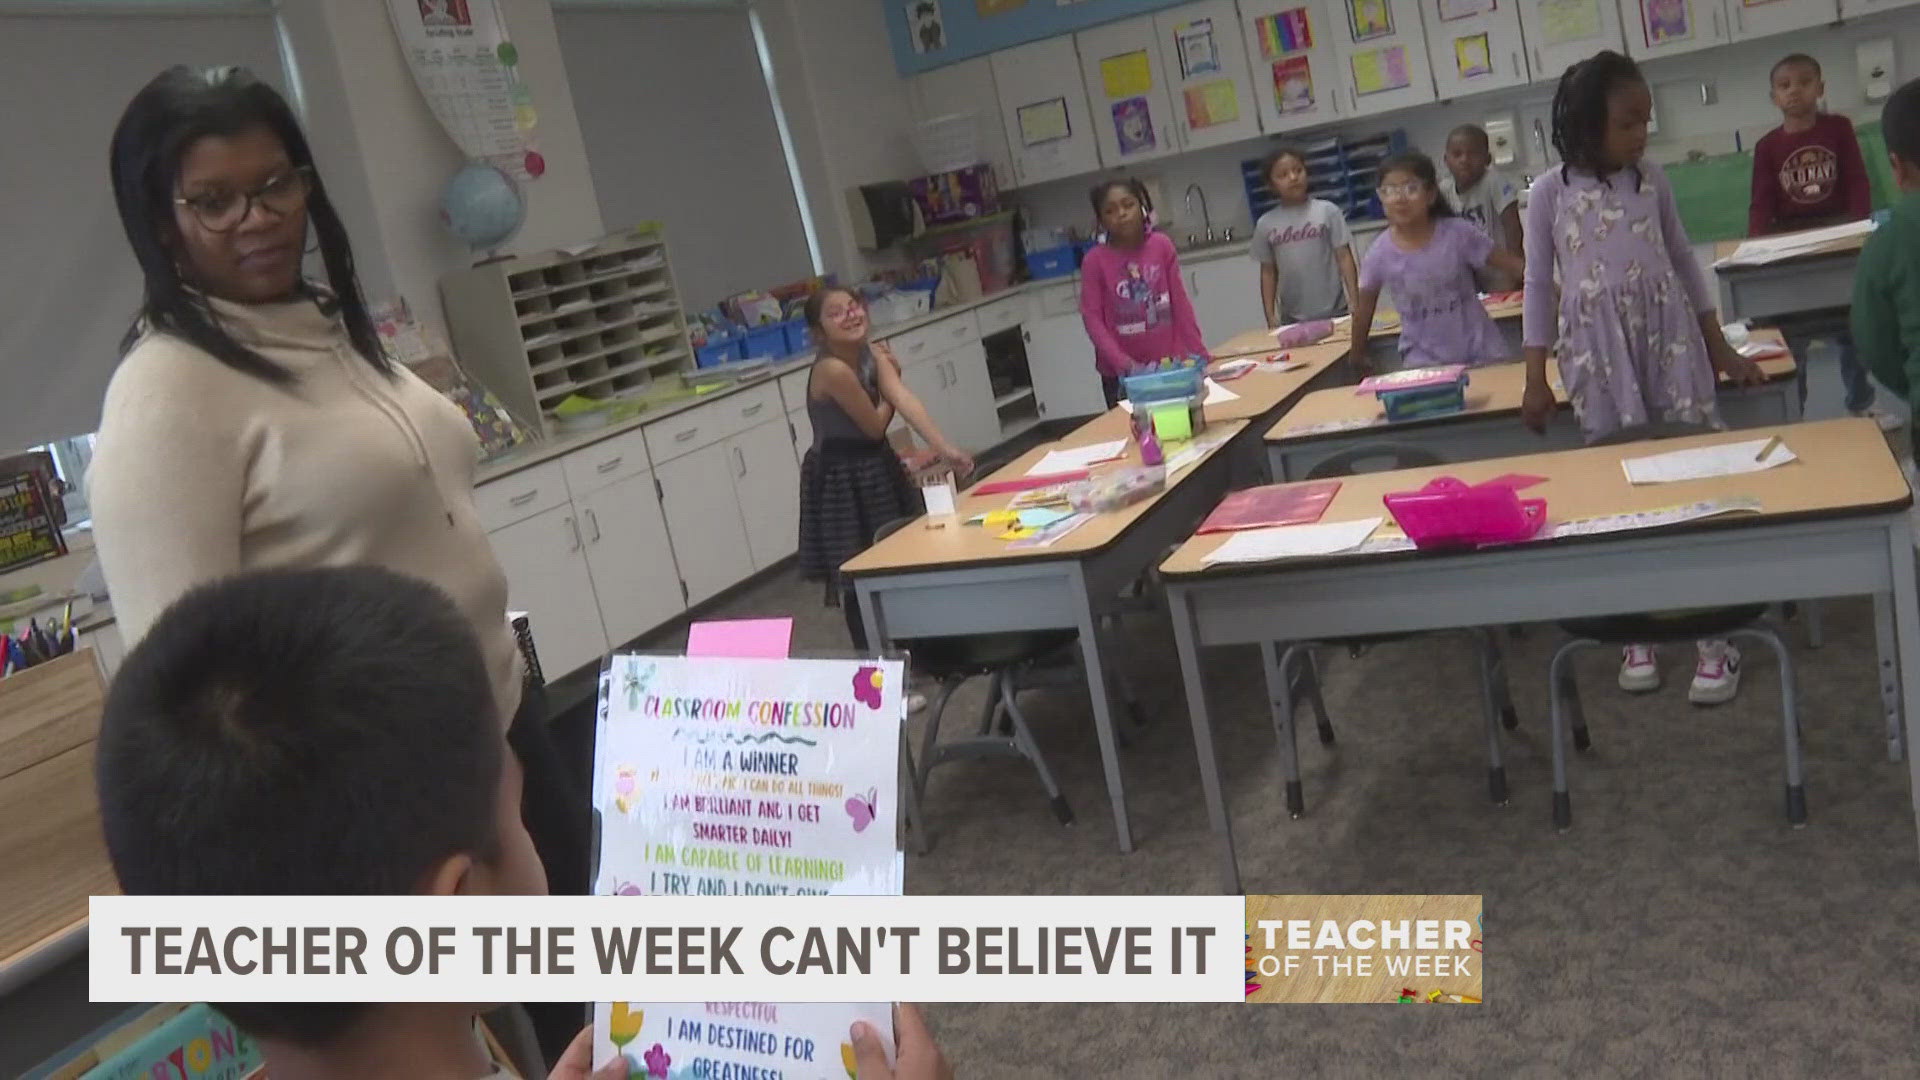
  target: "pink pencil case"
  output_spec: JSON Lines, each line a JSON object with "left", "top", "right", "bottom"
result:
{"left": 1383, "top": 476, "right": 1546, "bottom": 550}
{"left": 1271, "top": 320, "right": 1334, "bottom": 348}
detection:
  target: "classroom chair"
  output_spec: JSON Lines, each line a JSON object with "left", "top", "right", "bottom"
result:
{"left": 1545, "top": 422, "right": 1804, "bottom": 832}
{"left": 872, "top": 518, "right": 1076, "bottom": 838}
{"left": 1260, "top": 445, "right": 1522, "bottom": 817}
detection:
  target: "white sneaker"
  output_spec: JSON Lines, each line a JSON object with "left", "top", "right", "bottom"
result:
{"left": 906, "top": 692, "right": 927, "bottom": 714}
{"left": 1618, "top": 645, "right": 1659, "bottom": 692}
{"left": 1854, "top": 405, "right": 1906, "bottom": 432}
{"left": 1689, "top": 643, "right": 1742, "bottom": 705}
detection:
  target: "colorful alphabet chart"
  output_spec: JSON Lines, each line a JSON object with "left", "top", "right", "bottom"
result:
{"left": 590, "top": 654, "right": 905, "bottom": 1076}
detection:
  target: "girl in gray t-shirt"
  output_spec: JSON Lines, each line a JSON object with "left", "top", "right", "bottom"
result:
{"left": 1249, "top": 146, "right": 1358, "bottom": 326}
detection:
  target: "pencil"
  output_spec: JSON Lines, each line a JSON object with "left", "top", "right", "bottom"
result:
{"left": 1754, "top": 435, "right": 1782, "bottom": 462}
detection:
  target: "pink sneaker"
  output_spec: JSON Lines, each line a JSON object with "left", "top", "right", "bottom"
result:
{"left": 1689, "top": 643, "right": 1742, "bottom": 705}
{"left": 1618, "top": 644, "right": 1659, "bottom": 692}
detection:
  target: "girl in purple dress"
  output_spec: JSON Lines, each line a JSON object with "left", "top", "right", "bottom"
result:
{"left": 1350, "top": 151, "right": 1524, "bottom": 373}
{"left": 1520, "top": 50, "right": 1765, "bottom": 705}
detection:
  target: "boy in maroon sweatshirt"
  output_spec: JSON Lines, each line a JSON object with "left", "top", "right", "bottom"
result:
{"left": 1748, "top": 53, "right": 1900, "bottom": 428}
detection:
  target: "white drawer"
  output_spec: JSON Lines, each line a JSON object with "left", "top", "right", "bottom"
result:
{"left": 975, "top": 295, "right": 1026, "bottom": 337}
{"left": 644, "top": 382, "right": 783, "bottom": 465}
{"left": 778, "top": 365, "right": 813, "bottom": 413}
{"left": 888, "top": 314, "right": 980, "bottom": 368}
{"left": 475, "top": 459, "right": 570, "bottom": 532}
{"left": 1036, "top": 282, "right": 1079, "bottom": 318}
{"left": 560, "top": 424, "right": 651, "bottom": 495}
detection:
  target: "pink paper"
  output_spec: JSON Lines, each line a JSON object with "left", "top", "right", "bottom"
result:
{"left": 1481, "top": 473, "right": 1547, "bottom": 491}
{"left": 687, "top": 618, "right": 793, "bottom": 659}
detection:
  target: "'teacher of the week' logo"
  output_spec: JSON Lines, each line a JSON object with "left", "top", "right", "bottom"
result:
{"left": 1245, "top": 895, "right": 1482, "bottom": 1004}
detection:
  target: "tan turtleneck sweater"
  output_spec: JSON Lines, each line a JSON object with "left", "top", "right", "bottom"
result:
{"left": 88, "top": 292, "right": 523, "bottom": 725}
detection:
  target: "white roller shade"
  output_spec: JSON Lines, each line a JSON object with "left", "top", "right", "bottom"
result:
{"left": 0, "top": 7, "right": 288, "bottom": 451}
{"left": 555, "top": 5, "right": 812, "bottom": 313}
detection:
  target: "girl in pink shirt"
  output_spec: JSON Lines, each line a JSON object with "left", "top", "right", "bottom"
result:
{"left": 1077, "top": 178, "right": 1210, "bottom": 407}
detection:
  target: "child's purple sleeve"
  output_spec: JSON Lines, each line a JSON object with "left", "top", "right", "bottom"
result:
{"left": 1521, "top": 175, "right": 1558, "bottom": 349}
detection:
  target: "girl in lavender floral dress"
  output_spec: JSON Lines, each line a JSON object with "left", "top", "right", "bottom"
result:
{"left": 1520, "top": 50, "right": 1765, "bottom": 706}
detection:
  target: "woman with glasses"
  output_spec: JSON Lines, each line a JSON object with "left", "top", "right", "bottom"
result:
{"left": 795, "top": 286, "right": 973, "bottom": 652}
{"left": 87, "top": 66, "right": 586, "bottom": 1064}
{"left": 1348, "top": 151, "right": 1525, "bottom": 375}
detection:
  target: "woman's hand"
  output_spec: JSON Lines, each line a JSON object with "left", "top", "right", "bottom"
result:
{"left": 1710, "top": 341, "right": 1765, "bottom": 387}
{"left": 848, "top": 1004, "right": 953, "bottom": 1080}
{"left": 550, "top": 1026, "right": 629, "bottom": 1080}
{"left": 1521, "top": 372, "right": 1556, "bottom": 434}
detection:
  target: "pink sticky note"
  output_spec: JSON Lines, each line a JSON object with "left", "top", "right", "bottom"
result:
{"left": 687, "top": 618, "right": 793, "bottom": 659}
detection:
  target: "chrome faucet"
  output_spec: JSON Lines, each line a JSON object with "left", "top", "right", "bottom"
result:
{"left": 1184, "top": 183, "right": 1214, "bottom": 247}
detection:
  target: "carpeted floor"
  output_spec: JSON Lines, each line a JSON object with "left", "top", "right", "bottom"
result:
{"left": 682, "top": 566, "right": 1920, "bottom": 1077}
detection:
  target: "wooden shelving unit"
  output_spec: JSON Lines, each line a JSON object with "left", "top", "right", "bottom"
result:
{"left": 440, "top": 224, "right": 695, "bottom": 438}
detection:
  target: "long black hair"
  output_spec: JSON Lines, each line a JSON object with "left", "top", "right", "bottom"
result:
{"left": 1551, "top": 50, "right": 1645, "bottom": 189}
{"left": 109, "top": 66, "right": 386, "bottom": 385}
{"left": 1377, "top": 152, "right": 1455, "bottom": 219}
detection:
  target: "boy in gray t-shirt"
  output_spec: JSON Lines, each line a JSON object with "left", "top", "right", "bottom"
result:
{"left": 1440, "top": 124, "right": 1523, "bottom": 292}
{"left": 1250, "top": 147, "right": 1358, "bottom": 325}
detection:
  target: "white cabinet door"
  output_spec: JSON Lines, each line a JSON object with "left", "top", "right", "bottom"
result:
{"left": 487, "top": 504, "right": 607, "bottom": 678}
{"left": 1151, "top": 0, "right": 1263, "bottom": 151}
{"left": 655, "top": 442, "right": 753, "bottom": 606}
{"left": 1187, "top": 257, "right": 1266, "bottom": 349}
{"left": 1077, "top": 15, "right": 1185, "bottom": 167}
{"left": 896, "top": 349, "right": 955, "bottom": 440}
{"left": 1728, "top": 0, "right": 1835, "bottom": 40}
{"left": 1425, "top": 0, "right": 1532, "bottom": 99}
{"left": 1238, "top": 0, "right": 1346, "bottom": 134}
{"left": 1840, "top": 0, "right": 1920, "bottom": 16}
{"left": 909, "top": 55, "right": 1017, "bottom": 192}
{"left": 991, "top": 37, "right": 1103, "bottom": 188}
{"left": 939, "top": 340, "right": 1002, "bottom": 455}
{"left": 787, "top": 408, "right": 814, "bottom": 462}
{"left": 1024, "top": 313, "right": 1109, "bottom": 421}
{"left": 728, "top": 419, "right": 803, "bottom": 572}
{"left": 1330, "top": 0, "right": 1437, "bottom": 117}
{"left": 577, "top": 469, "right": 684, "bottom": 648}
{"left": 1518, "top": 0, "right": 1625, "bottom": 84}
{"left": 1620, "top": 0, "right": 1729, "bottom": 60}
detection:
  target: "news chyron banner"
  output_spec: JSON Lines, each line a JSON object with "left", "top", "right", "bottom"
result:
{"left": 90, "top": 894, "right": 1479, "bottom": 1006}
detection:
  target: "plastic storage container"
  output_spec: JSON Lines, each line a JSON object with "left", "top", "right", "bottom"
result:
{"left": 783, "top": 319, "right": 812, "bottom": 356}
{"left": 1067, "top": 466, "right": 1166, "bottom": 513}
{"left": 695, "top": 334, "right": 743, "bottom": 369}
{"left": 1383, "top": 477, "right": 1546, "bottom": 550}
{"left": 741, "top": 323, "right": 789, "bottom": 360}
{"left": 1027, "top": 244, "right": 1077, "bottom": 279}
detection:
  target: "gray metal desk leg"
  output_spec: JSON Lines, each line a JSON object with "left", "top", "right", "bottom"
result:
{"left": 859, "top": 582, "right": 931, "bottom": 855}
{"left": 1070, "top": 565, "right": 1134, "bottom": 853}
{"left": 1887, "top": 523, "right": 1920, "bottom": 854}
{"left": 1876, "top": 591, "right": 1908, "bottom": 763}
{"left": 1258, "top": 641, "right": 1304, "bottom": 817}
{"left": 1169, "top": 585, "right": 1241, "bottom": 893}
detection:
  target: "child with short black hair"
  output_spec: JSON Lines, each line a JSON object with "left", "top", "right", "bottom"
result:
{"left": 96, "top": 566, "right": 590, "bottom": 1079}
{"left": 1751, "top": 52, "right": 1897, "bottom": 428}
{"left": 1855, "top": 78, "right": 1920, "bottom": 417}
{"left": 1440, "top": 124, "right": 1523, "bottom": 291}
{"left": 1249, "top": 146, "right": 1358, "bottom": 329}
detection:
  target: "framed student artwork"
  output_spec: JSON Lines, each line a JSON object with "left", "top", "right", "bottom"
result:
{"left": 1254, "top": 9, "right": 1314, "bottom": 57}
{"left": 1641, "top": 0, "right": 1691, "bottom": 45}
{"left": 1348, "top": 0, "right": 1394, "bottom": 41}
{"left": 1017, "top": 97, "right": 1072, "bottom": 145}
{"left": 1273, "top": 55, "right": 1316, "bottom": 114}
{"left": 1174, "top": 19, "right": 1221, "bottom": 79}
{"left": 1535, "top": 0, "right": 1603, "bottom": 45}
{"left": 1112, "top": 96, "right": 1158, "bottom": 153}
{"left": 1351, "top": 45, "right": 1411, "bottom": 95}
{"left": 1184, "top": 80, "right": 1240, "bottom": 128}
{"left": 1455, "top": 32, "right": 1493, "bottom": 78}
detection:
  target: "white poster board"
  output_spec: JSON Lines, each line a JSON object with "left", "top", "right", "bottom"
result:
{"left": 590, "top": 653, "right": 906, "bottom": 1076}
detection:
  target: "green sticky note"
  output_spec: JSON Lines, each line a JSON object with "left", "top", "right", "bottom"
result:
{"left": 1151, "top": 404, "right": 1192, "bottom": 442}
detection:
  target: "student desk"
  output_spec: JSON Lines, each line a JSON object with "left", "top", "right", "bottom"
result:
{"left": 1210, "top": 296, "right": 1527, "bottom": 367}
{"left": 1158, "top": 418, "right": 1919, "bottom": 892}
{"left": 1263, "top": 340, "right": 1800, "bottom": 482}
{"left": 1714, "top": 229, "right": 1869, "bottom": 323}
{"left": 843, "top": 337, "right": 1354, "bottom": 853}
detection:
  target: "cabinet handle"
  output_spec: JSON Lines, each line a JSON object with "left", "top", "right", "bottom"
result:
{"left": 584, "top": 508, "right": 602, "bottom": 543}
{"left": 1510, "top": 52, "right": 1520, "bottom": 78}
{"left": 743, "top": 402, "right": 765, "bottom": 418}
{"left": 595, "top": 455, "right": 624, "bottom": 474}
{"left": 675, "top": 427, "right": 699, "bottom": 442}
{"left": 1533, "top": 47, "right": 1542, "bottom": 74}
{"left": 734, "top": 446, "right": 748, "bottom": 477}
{"left": 1712, "top": 7, "right": 1723, "bottom": 37}
{"left": 564, "top": 515, "right": 582, "bottom": 553}
{"left": 508, "top": 489, "right": 539, "bottom": 506}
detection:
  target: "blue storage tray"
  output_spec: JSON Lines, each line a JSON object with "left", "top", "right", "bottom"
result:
{"left": 1027, "top": 244, "right": 1077, "bottom": 279}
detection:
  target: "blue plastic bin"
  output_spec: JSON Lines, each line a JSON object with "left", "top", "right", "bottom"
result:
{"left": 782, "top": 319, "right": 812, "bottom": 356}
{"left": 742, "top": 323, "right": 788, "bottom": 360}
{"left": 1027, "top": 244, "right": 1077, "bottom": 279}
{"left": 695, "top": 336, "right": 743, "bottom": 368}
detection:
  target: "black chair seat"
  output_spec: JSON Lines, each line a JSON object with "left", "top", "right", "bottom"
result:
{"left": 899, "top": 629, "right": 1079, "bottom": 677}
{"left": 1559, "top": 603, "right": 1770, "bottom": 644}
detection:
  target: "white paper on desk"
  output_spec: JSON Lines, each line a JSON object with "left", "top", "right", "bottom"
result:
{"left": 1621, "top": 439, "right": 1797, "bottom": 484}
{"left": 1164, "top": 431, "right": 1235, "bottom": 475}
{"left": 1027, "top": 439, "right": 1129, "bottom": 475}
{"left": 1117, "top": 379, "right": 1240, "bottom": 413}
{"left": 1713, "top": 219, "right": 1876, "bottom": 267}
{"left": 1202, "top": 517, "right": 1382, "bottom": 565}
